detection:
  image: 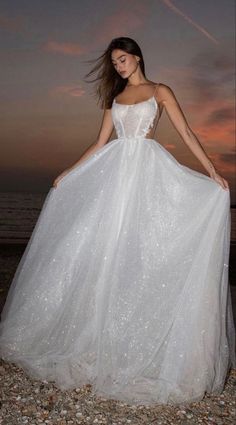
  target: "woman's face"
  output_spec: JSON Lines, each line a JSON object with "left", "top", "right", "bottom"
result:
{"left": 111, "top": 49, "right": 139, "bottom": 78}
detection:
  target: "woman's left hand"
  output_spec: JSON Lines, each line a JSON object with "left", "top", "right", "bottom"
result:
{"left": 210, "top": 170, "right": 229, "bottom": 191}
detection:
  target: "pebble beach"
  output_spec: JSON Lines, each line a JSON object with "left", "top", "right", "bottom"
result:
{"left": 0, "top": 359, "right": 235, "bottom": 425}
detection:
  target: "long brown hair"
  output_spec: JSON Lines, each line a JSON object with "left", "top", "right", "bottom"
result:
{"left": 84, "top": 37, "right": 146, "bottom": 109}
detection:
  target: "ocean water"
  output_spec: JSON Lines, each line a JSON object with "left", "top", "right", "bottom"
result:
{"left": 0, "top": 192, "right": 46, "bottom": 244}
{"left": 0, "top": 191, "right": 235, "bottom": 244}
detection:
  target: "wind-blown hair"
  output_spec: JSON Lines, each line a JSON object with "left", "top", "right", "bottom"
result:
{"left": 84, "top": 37, "right": 146, "bottom": 109}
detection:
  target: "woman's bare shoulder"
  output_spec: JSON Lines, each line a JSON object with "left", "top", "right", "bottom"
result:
{"left": 155, "top": 83, "right": 177, "bottom": 103}
{"left": 155, "top": 82, "right": 173, "bottom": 93}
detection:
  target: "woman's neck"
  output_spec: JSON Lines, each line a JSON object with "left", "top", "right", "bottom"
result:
{"left": 127, "top": 68, "right": 148, "bottom": 87}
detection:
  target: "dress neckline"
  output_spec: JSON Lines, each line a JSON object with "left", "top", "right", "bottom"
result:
{"left": 113, "top": 95, "right": 157, "bottom": 108}
{"left": 113, "top": 83, "right": 160, "bottom": 107}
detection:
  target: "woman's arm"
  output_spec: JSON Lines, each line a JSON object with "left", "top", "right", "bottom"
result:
{"left": 157, "top": 84, "right": 229, "bottom": 190}
{"left": 53, "top": 108, "right": 114, "bottom": 187}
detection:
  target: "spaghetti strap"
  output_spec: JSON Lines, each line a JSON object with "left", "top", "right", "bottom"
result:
{"left": 153, "top": 83, "right": 160, "bottom": 97}
{"left": 151, "top": 84, "right": 161, "bottom": 139}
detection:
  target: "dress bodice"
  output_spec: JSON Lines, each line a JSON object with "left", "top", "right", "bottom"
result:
{"left": 111, "top": 95, "right": 159, "bottom": 140}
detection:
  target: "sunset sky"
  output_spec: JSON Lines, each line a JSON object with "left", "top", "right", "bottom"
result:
{"left": 0, "top": 0, "right": 235, "bottom": 202}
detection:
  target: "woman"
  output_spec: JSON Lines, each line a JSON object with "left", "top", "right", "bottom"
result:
{"left": 0, "top": 37, "right": 235, "bottom": 406}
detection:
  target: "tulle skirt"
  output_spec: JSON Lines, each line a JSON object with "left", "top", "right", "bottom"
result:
{"left": 0, "top": 136, "right": 235, "bottom": 405}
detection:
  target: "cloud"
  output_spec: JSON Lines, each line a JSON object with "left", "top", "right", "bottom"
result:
{"left": 0, "top": 14, "right": 24, "bottom": 32}
{"left": 220, "top": 151, "right": 236, "bottom": 165}
{"left": 186, "top": 51, "right": 235, "bottom": 149}
{"left": 88, "top": 1, "right": 148, "bottom": 48}
{"left": 188, "top": 99, "right": 235, "bottom": 149}
{"left": 207, "top": 107, "right": 235, "bottom": 126}
{"left": 189, "top": 51, "right": 235, "bottom": 98}
{"left": 51, "top": 85, "right": 85, "bottom": 98}
{"left": 160, "top": 0, "right": 219, "bottom": 45}
{"left": 208, "top": 152, "right": 236, "bottom": 175}
{"left": 158, "top": 50, "right": 234, "bottom": 101}
{"left": 195, "top": 119, "right": 234, "bottom": 149}
{"left": 93, "top": 11, "right": 145, "bottom": 44}
{"left": 42, "top": 1, "right": 147, "bottom": 57}
{"left": 159, "top": 48, "right": 235, "bottom": 151}
{"left": 43, "top": 41, "right": 84, "bottom": 56}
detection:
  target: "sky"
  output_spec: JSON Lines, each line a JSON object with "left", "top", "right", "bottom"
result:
{"left": 0, "top": 0, "right": 235, "bottom": 203}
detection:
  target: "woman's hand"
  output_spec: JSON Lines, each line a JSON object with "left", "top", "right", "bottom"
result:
{"left": 53, "top": 169, "right": 70, "bottom": 188}
{"left": 209, "top": 170, "right": 229, "bottom": 191}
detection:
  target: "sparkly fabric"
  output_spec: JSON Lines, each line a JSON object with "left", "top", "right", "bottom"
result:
{"left": 0, "top": 96, "right": 235, "bottom": 406}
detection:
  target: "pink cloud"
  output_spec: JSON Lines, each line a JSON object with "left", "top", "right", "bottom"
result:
{"left": 43, "top": 41, "right": 85, "bottom": 56}
{"left": 195, "top": 121, "right": 234, "bottom": 149}
{"left": 51, "top": 85, "right": 85, "bottom": 98}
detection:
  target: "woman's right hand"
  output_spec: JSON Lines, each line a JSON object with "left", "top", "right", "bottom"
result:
{"left": 53, "top": 169, "right": 70, "bottom": 188}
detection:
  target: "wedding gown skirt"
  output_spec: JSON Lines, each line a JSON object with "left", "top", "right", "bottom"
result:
{"left": 0, "top": 95, "right": 235, "bottom": 405}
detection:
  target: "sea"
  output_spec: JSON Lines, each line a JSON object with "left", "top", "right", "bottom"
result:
{"left": 0, "top": 191, "right": 235, "bottom": 245}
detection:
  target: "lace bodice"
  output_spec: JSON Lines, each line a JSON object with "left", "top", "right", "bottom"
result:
{"left": 111, "top": 94, "right": 159, "bottom": 140}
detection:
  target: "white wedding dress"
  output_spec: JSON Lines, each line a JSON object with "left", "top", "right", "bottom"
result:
{"left": 0, "top": 85, "right": 235, "bottom": 405}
